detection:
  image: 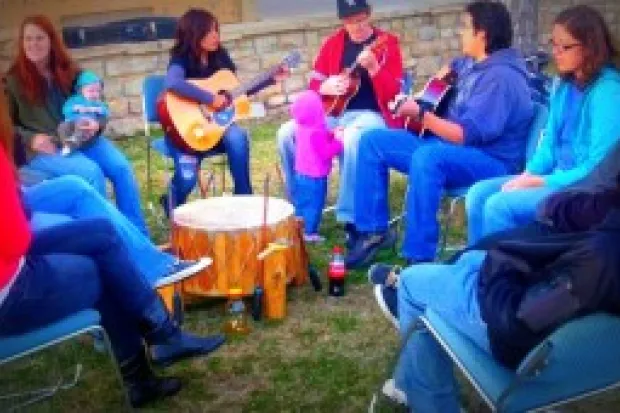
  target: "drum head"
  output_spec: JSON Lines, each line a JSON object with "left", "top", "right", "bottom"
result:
{"left": 172, "top": 196, "right": 294, "bottom": 231}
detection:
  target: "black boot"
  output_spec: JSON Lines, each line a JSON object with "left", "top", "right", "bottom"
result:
{"left": 120, "top": 350, "right": 182, "bottom": 408}
{"left": 140, "top": 298, "right": 226, "bottom": 367}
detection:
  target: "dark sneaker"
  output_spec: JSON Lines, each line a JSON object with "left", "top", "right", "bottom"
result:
{"left": 374, "top": 285, "right": 399, "bottom": 329}
{"left": 151, "top": 258, "right": 212, "bottom": 289}
{"left": 151, "top": 333, "right": 226, "bottom": 368}
{"left": 345, "top": 230, "right": 397, "bottom": 269}
{"left": 368, "top": 263, "right": 401, "bottom": 287}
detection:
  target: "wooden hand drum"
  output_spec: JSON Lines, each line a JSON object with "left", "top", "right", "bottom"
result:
{"left": 171, "top": 196, "right": 308, "bottom": 317}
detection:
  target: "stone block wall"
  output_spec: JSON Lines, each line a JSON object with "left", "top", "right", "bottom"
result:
{"left": 538, "top": 0, "right": 620, "bottom": 43}
{"left": 2, "top": 1, "right": 619, "bottom": 136}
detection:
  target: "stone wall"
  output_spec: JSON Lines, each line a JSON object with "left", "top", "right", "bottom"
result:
{"left": 1, "top": 5, "right": 465, "bottom": 136}
{"left": 538, "top": 0, "right": 620, "bottom": 43}
{"left": 2, "top": 1, "right": 619, "bottom": 136}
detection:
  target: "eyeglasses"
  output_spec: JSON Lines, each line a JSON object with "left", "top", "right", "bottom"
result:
{"left": 549, "top": 39, "right": 582, "bottom": 53}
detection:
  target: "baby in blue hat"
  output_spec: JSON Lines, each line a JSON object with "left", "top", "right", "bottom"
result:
{"left": 59, "top": 70, "right": 110, "bottom": 154}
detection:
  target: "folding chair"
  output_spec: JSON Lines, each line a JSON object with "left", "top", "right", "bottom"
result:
{"left": 438, "top": 101, "right": 550, "bottom": 257}
{"left": 420, "top": 309, "right": 620, "bottom": 412}
{"left": 0, "top": 309, "right": 129, "bottom": 411}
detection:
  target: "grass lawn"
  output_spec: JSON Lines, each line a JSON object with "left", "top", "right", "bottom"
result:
{"left": 1, "top": 121, "right": 618, "bottom": 412}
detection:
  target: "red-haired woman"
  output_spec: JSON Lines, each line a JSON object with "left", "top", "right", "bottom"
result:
{"left": 4, "top": 15, "right": 149, "bottom": 234}
{"left": 0, "top": 85, "right": 225, "bottom": 408}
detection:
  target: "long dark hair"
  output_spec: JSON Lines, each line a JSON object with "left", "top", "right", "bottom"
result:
{"left": 554, "top": 5, "right": 617, "bottom": 84}
{"left": 171, "top": 9, "right": 221, "bottom": 72}
{"left": 466, "top": 1, "right": 513, "bottom": 54}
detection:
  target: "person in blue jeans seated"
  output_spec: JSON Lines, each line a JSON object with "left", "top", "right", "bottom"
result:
{"left": 24, "top": 175, "right": 205, "bottom": 286}
{"left": 161, "top": 8, "right": 288, "bottom": 215}
{"left": 5, "top": 15, "right": 149, "bottom": 235}
{"left": 276, "top": 0, "right": 403, "bottom": 243}
{"left": 367, "top": 158, "right": 620, "bottom": 411}
{"left": 0, "top": 102, "right": 225, "bottom": 408}
{"left": 466, "top": 5, "right": 620, "bottom": 246}
{"left": 58, "top": 70, "right": 110, "bottom": 154}
{"left": 289, "top": 90, "right": 344, "bottom": 242}
{"left": 346, "top": 1, "right": 534, "bottom": 268}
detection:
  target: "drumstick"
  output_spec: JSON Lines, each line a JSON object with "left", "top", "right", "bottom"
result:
{"left": 274, "top": 162, "right": 289, "bottom": 202}
{"left": 258, "top": 173, "right": 270, "bottom": 286}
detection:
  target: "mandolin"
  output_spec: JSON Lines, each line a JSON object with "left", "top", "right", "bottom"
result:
{"left": 321, "top": 34, "right": 388, "bottom": 117}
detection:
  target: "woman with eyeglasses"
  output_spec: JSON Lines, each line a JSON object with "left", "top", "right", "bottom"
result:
{"left": 466, "top": 5, "right": 620, "bottom": 244}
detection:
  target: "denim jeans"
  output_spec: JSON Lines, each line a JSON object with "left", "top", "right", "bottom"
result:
{"left": 165, "top": 123, "right": 252, "bottom": 207}
{"left": 0, "top": 218, "right": 160, "bottom": 362}
{"left": 354, "top": 128, "right": 508, "bottom": 261}
{"left": 466, "top": 175, "right": 557, "bottom": 245}
{"left": 395, "top": 250, "right": 490, "bottom": 413}
{"left": 27, "top": 135, "right": 148, "bottom": 235}
{"left": 294, "top": 174, "right": 327, "bottom": 235}
{"left": 23, "top": 175, "right": 176, "bottom": 284}
{"left": 277, "top": 110, "right": 385, "bottom": 223}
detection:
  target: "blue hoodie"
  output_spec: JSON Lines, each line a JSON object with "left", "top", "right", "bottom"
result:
{"left": 445, "top": 48, "right": 534, "bottom": 173}
{"left": 526, "top": 67, "right": 620, "bottom": 188}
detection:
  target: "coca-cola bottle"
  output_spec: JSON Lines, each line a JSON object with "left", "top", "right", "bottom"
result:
{"left": 328, "top": 246, "right": 346, "bottom": 297}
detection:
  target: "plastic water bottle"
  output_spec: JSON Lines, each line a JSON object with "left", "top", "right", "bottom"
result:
{"left": 222, "top": 288, "right": 251, "bottom": 336}
{"left": 328, "top": 246, "right": 346, "bottom": 297}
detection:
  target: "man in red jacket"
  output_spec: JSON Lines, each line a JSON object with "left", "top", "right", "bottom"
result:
{"left": 276, "top": 0, "right": 403, "bottom": 243}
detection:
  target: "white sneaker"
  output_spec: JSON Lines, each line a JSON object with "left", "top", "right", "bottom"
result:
{"left": 152, "top": 257, "right": 212, "bottom": 288}
{"left": 382, "top": 378, "right": 407, "bottom": 406}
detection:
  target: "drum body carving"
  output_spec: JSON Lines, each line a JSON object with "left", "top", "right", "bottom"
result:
{"left": 171, "top": 196, "right": 308, "bottom": 316}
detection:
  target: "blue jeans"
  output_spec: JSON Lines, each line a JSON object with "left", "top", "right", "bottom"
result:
{"left": 0, "top": 218, "right": 160, "bottom": 362}
{"left": 395, "top": 250, "right": 490, "bottom": 413}
{"left": 294, "top": 174, "right": 327, "bottom": 235}
{"left": 23, "top": 175, "right": 176, "bottom": 284}
{"left": 165, "top": 123, "right": 251, "bottom": 206}
{"left": 466, "top": 175, "right": 557, "bottom": 245}
{"left": 27, "top": 135, "right": 148, "bottom": 235}
{"left": 354, "top": 128, "right": 508, "bottom": 261}
{"left": 277, "top": 110, "right": 385, "bottom": 223}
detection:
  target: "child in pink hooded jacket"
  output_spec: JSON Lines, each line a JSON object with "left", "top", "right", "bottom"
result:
{"left": 290, "top": 90, "right": 343, "bottom": 242}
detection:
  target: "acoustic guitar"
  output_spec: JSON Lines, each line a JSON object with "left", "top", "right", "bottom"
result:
{"left": 321, "top": 34, "right": 389, "bottom": 117}
{"left": 390, "top": 70, "right": 456, "bottom": 136}
{"left": 158, "top": 50, "right": 301, "bottom": 153}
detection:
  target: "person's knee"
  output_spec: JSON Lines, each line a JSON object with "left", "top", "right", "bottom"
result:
{"left": 465, "top": 180, "right": 489, "bottom": 218}
{"left": 53, "top": 175, "right": 98, "bottom": 197}
{"left": 484, "top": 192, "right": 512, "bottom": 224}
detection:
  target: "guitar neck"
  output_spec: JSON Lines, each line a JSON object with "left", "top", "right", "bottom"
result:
{"left": 231, "top": 65, "right": 280, "bottom": 98}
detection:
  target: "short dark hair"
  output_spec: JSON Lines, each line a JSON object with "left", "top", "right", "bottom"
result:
{"left": 465, "top": 1, "right": 513, "bottom": 54}
{"left": 554, "top": 5, "right": 617, "bottom": 85}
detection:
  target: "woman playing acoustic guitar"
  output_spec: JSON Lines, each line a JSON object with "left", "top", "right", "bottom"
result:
{"left": 161, "top": 8, "right": 288, "bottom": 215}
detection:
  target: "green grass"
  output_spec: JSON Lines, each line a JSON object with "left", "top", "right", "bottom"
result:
{"left": 1, "top": 121, "right": 618, "bottom": 412}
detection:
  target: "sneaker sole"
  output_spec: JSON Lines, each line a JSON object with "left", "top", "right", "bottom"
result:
{"left": 374, "top": 285, "right": 399, "bottom": 330}
{"left": 153, "top": 257, "right": 213, "bottom": 288}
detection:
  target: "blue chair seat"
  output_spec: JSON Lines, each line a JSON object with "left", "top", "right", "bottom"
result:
{"left": 0, "top": 310, "right": 101, "bottom": 363}
{"left": 421, "top": 309, "right": 620, "bottom": 412}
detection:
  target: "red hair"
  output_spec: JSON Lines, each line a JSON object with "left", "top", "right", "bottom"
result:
{"left": 8, "top": 15, "right": 80, "bottom": 104}
{"left": 0, "top": 84, "right": 15, "bottom": 166}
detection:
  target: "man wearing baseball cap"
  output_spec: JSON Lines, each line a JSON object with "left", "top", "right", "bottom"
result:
{"left": 276, "top": 0, "right": 404, "bottom": 246}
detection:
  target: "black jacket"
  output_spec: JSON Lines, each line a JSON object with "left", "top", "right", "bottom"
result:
{"left": 477, "top": 210, "right": 620, "bottom": 368}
